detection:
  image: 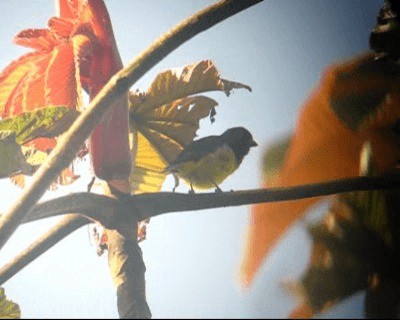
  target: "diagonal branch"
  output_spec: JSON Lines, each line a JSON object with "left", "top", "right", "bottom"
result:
{"left": 0, "top": 215, "right": 88, "bottom": 285}
{"left": 0, "top": 0, "right": 264, "bottom": 250}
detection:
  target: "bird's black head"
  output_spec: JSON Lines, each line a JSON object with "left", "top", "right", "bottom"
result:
{"left": 221, "top": 127, "right": 258, "bottom": 164}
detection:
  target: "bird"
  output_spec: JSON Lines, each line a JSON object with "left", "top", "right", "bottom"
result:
{"left": 164, "top": 127, "right": 258, "bottom": 193}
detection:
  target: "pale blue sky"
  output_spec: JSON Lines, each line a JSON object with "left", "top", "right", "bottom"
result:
{"left": 0, "top": 0, "right": 382, "bottom": 318}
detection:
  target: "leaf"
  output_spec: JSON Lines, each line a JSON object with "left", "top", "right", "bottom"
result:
{"left": 0, "top": 0, "right": 92, "bottom": 152}
{"left": 0, "top": 52, "right": 49, "bottom": 117}
{"left": 0, "top": 287, "right": 21, "bottom": 319}
{"left": 330, "top": 54, "right": 400, "bottom": 131}
{"left": 129, "top": 61, "right": 251, "bottom": 193}
{"left": 131, "top": 60, "right": 251, "bottom": 115}
{"left": 45, "top": 43, "right": 83, "bottom": 109}
{"left": 9, "top": 147, "right": 80, "bottom": 189}
{"left": 287, "top": 143, "right": 400, "bottom": 317}
{"left": 0, "top": 131, "right": 34, "bottom": 179}
{"left": 241, "top": 52, "right": 400, "bottom": 287}
{"left": 0, "top": 106, "right": 79, "bottom": 146}
{"left": 0, "top": 0, "right": 128, "bottom": 183}
{"left": 365, "top": 275, "right": 400, "bottom": 319}
{"left": 261, "top": 136, "right": 291, "bottom": 183}
{"left": 14, "top": 28, "right": 57, "bottom": 51}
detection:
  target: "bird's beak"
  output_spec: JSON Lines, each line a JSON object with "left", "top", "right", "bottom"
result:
{"left": 250, "top": 139, "right": 258, "bottom": 147}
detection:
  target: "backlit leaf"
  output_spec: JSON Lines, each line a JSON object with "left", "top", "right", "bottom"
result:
{"left": 0, "top": 131, "right": 33, "bottom": 179}
{"left": 129, "top": 61, "right": 251, "bottom": 193}
{"left": 129, "top": 131, "right": 171, "bottom": 194}
{"left": 0, "top": 52, "right": 49, "bottom": 117}
{"left": 288, "top": 142, "right": 400, "bottom": 317}
{"left": 14, "top": 28, "right": 57, "bottom": 51}
{"left": 262, "top": 136, "right": 291, "bottom": 183}
{"left": 330, "top": 53, "right": 400, "bottom": 131}
{"left": 45, "top": 43, "right": 82, "bottom": 109}
{"left": 132, "top": 60, "right": 251, "bottom": 115}
{"left": 0, "top": 106, "right": 79, "bottom": 146}
{"left": 241, "top": 52, "right": 400, "bottom": 287}
{"left": 0, "top": 287, "right": 20, "bottom": 319}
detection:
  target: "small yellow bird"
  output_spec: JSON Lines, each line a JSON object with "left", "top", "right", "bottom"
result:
{"left": 165, "top": 127, "right": 258, "bottom": 192}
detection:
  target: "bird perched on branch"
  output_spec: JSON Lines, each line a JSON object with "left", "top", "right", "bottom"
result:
{"left": 165, "top": 127, "right": 258, "bottom": 193}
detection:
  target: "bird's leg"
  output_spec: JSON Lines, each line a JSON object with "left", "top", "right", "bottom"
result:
{"left": 172, "top": 174, "right": 179, "bottom": 192}
{"left": 87, "top": 176, "right": 96, "bottom": 192}
{"left": 189, "top": 181, "right": 195, "bottom": 194}
{"left": 213, "top": 182, "right": 223, "bottom": 193}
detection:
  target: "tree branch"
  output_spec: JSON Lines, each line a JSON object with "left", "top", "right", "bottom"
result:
{"left": 2, "top": 173, "right": 400, "bottom": 286}
{"left": 0, "top": 0, "right": 264, "bottom": 250}
{"left": 25, "top": 173, "right": 400, "bottom": 224}
{"left": 0, "top": 215, "right": 88, "bottom": 286}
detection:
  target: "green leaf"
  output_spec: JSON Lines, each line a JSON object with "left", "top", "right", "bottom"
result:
{"left": 0, "top": 106, "right": 79, "bottom": 144}
{"left": 0, "top": 287, "right": 21, "bottom": 319}
{"left": 22, "top": 147, "right": 48, "bottom": 167}
{"left": 262, "top": 136, "right": 291, "bottom": 182}
{"left": 0, "top": 131, "right": 34, "bottom": 179}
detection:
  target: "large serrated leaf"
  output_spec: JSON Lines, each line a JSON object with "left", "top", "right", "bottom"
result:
{"left": 0, "top": 106, "right": 79, "bottom": 145}
{"left": 131, "top": 60, "right": 251, "bottom": 115}
{"left": 0, "top": 287, "right": 21, "bottom": 319}
{"left": 129, "top": 60, "right": 251, "bottom": 194}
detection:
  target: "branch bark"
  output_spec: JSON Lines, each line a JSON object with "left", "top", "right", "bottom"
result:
{"left": 1, "top": 173, "right": 400, "bottom": 286}
{"left": 0, "top": 215, "right": 88, "bottom": 285}
{"left": 0, "top": 0, "right": 264, "bottom": 250}
{"left": 23, "top": 173, "right": 400, "bottom": 224}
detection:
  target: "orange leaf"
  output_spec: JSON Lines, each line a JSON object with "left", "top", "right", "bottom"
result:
{"left": 45, "top": 43, "right": 82, "bottom": 109}
{"left": 288, "top": 304, "right": 313, "bottom": 319}
{"left": 240, "top": 52, "right": 400, "bottom": 286}
{"left": 57, "top": 0, "right": 79, "bottom": 20}
{"left": 48, "top": 17, "right": 74, "bottom": 38}
{"left": 13, "top": 29, "right": 57, "bottom": 51}
{"left": 0, "top": 52, "right": 48, "bottom": 117}
{"left": 25, "top": 138, "right": 57, "bottom": 151}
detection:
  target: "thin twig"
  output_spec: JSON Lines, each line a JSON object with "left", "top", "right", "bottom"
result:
{"left": 0, "top": 0, "right": 264, "bottom": 250}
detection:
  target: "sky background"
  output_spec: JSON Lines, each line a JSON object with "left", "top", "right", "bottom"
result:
{"left": 0, "top": 0, "right": 383, "bottom": 318}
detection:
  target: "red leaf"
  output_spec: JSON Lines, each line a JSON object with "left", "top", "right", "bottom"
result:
{"left": 1, "top": 0, "right": 131, "bottom": 181}
{"left": 57, "top": 0, "right": 79, "bottom": 20}
{"left": 45, "top": 43, "right": 81, "bottom": 108}
{"left": 13, "top": 29, "right": 57, "bottom": 51}
{"left": 48, "top": 17, "right": 74, "bottom": 38}
{"left": 0, "top": 52, "right": 50, "bottom": 117}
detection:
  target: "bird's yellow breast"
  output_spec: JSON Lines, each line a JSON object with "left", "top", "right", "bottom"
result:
{"left": 175, "top": 145, "right": 238, "bottom": 190}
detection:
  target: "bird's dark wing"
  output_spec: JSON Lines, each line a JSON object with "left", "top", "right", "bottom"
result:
{"left": 167, "top": 135, "right": 224, "bottom": 167}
